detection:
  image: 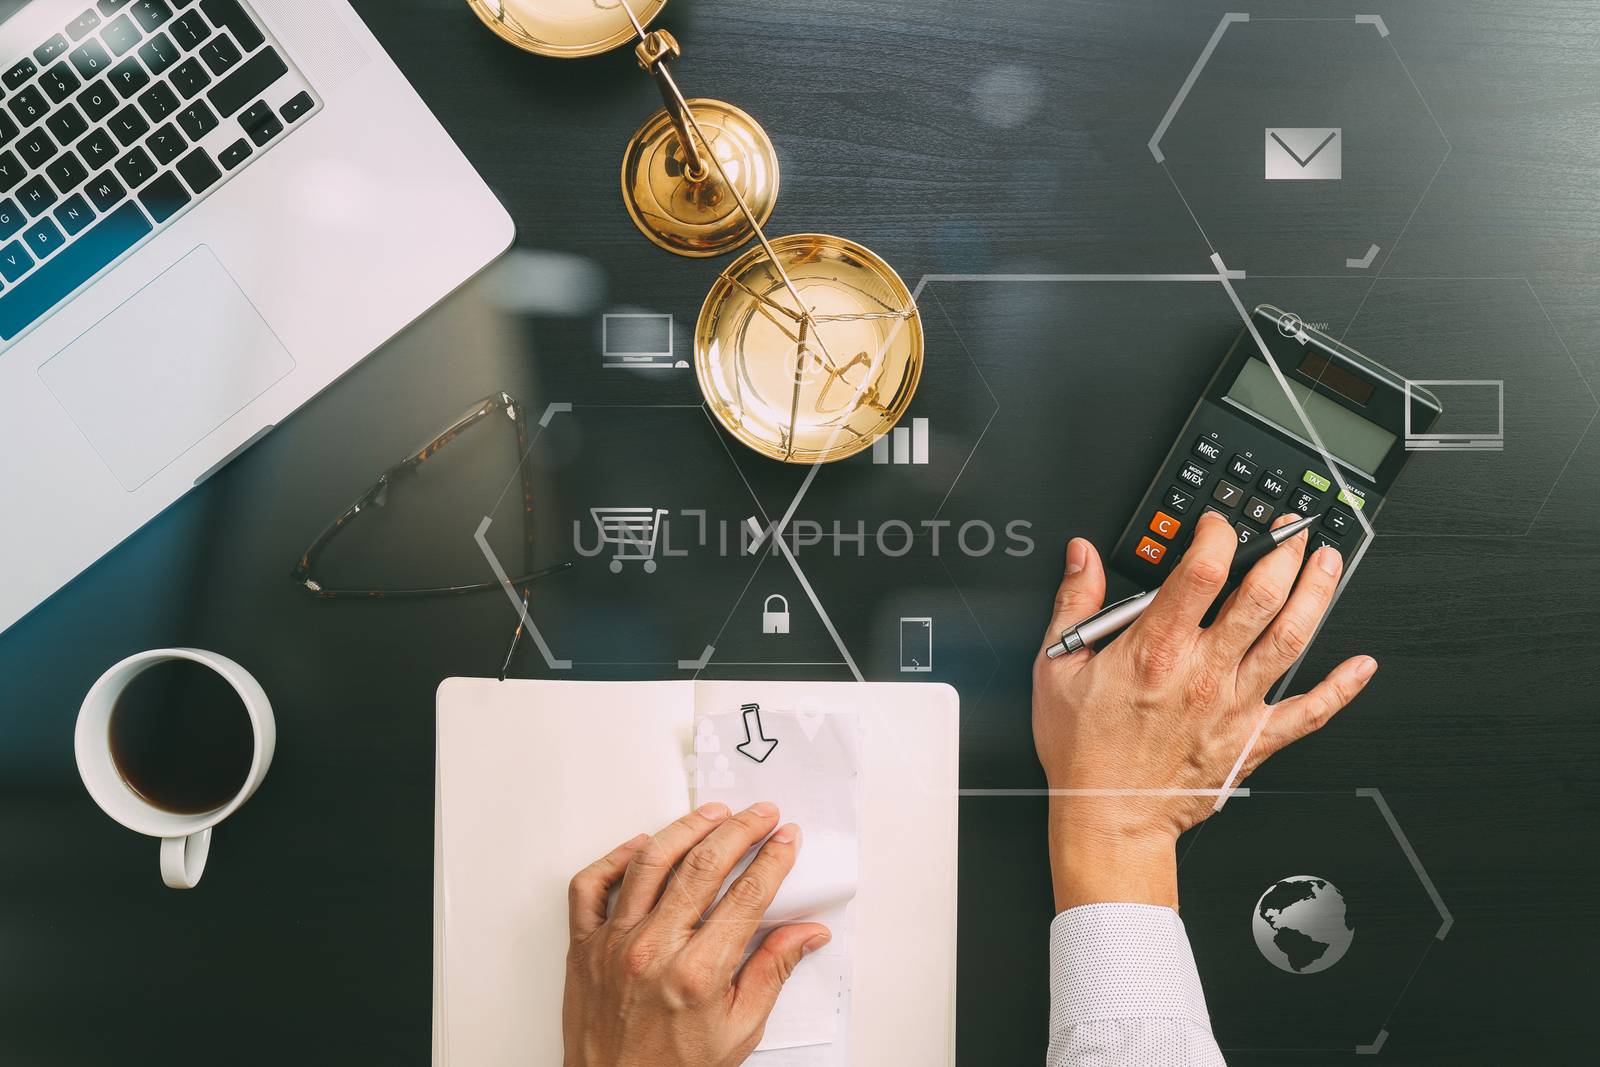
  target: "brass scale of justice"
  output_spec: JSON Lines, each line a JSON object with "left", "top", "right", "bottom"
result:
{"left": 465, "top": 0, "right": 925, "bottom": 464}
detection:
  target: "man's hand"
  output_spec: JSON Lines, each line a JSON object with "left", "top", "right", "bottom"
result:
{"left": 562, "top": 802, "right": 831, "bottom": 1067}
{"left": 1033, "top": 511, "right": 1378, "bottom": 911}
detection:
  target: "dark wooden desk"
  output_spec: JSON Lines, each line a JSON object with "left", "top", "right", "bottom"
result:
{"left": 4, "top": 1, "right": 1599, "bottom": 1062}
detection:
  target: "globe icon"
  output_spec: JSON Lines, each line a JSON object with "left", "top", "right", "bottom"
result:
{"left": 1252, "top": 875, "right": 1354, "bottom": 974}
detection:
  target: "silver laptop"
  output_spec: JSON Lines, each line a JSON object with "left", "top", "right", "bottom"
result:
{"left": 0, "top": 0, "right": 514, "bottom": 635}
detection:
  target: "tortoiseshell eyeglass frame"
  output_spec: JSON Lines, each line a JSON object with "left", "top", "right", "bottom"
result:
{"left": 290, "top": 392, "right": 568, "bottom": 598}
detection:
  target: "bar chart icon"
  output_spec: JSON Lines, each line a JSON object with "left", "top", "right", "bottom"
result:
{"left": 872, "top": 418, "right": 929, "bottom": 465}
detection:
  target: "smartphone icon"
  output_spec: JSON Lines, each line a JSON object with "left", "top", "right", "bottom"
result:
{"left": 899, "top": 617, "right": 932, "bottom": 673}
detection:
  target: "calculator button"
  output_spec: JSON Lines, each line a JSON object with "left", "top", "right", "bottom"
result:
{"left": 1163, "top": 486, "right": 1192, "bottom": 514}
{"left": 1337, "top": 486, "right": 1367, "bottom": 511}
{"left": 1257, "top": 471, "right": 1288, "bottom": 499}
{"left": 1178, "top": 462, "right": 1208, "bottom": 490}
{"left": 1191, "top": 436, "right": 1222, "bottom": 464}
{"left": 1134, "top": 536, "right": 1168, "bottom": 565}
{"left": 1302, "top": 469, "right": 1332, "bottom": 492}
{"left": 1235, "top": 522, "right": 1259, "bottom": 545}
{"left": 1242, "top": 496, "right": 1275, "bottom": 527}
{"left": 1149, "top": 511, "right": 1182, "bottom": 540}
{"left": 1310, "top": 533, "right": 1342, "bottom": 556}
{"left": 1227, "top": 454, "right": 1258, "bottom": 481}
{"left": 1211, "top": 479, "right": 1243, "bottom": 508}
{"left": 1289, "top": 489, "right": 1319, "bottom": 516}
{"left": 1324, "top": 507, "right": 1355, "bottom": 535}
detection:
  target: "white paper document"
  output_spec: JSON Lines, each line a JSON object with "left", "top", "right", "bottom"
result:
{"left": 434, "top": 678, "right": 958, "bottom": 1067}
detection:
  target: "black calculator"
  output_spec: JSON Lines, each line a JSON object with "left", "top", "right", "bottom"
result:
{"left": 1110, "top": 305, "right": 1440, "bottom": 586}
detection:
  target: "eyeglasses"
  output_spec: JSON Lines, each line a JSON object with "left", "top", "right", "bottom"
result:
{"left": 291, "top": 392, "right": 570, "bottom": 598}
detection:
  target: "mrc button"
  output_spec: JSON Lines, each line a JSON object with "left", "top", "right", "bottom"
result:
{"left": 1192, "top": 437, "right": 1223, "bottom": 463}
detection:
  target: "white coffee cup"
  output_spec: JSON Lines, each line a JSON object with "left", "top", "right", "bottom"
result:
{"left": 75, "top": 648, "right": 275, "bottom": 889}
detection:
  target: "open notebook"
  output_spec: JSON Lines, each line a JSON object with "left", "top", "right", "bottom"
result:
{"left": 433, "top": 678, "right": 959, "bottom": 1066}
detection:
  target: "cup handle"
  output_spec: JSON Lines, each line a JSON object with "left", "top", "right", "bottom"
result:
{"left": 160, "top": 828, "right": 212, "bottom": 889}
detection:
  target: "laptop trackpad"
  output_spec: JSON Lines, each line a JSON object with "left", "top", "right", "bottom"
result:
{"left": 39, "top": 246, "right": 295, "bottom": 491}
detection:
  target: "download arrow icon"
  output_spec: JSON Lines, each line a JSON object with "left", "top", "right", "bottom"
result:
{"left": 735, "top": 703, "right": 778, "bottom": 763}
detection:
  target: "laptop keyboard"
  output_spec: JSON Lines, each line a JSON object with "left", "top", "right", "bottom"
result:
{"left": 0, "top": 0, "right": 318, "bottom": 343}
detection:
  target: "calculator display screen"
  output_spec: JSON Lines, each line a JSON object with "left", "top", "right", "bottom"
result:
{"left": 1224, "top": 359, "right": 1396, "bottom": 475}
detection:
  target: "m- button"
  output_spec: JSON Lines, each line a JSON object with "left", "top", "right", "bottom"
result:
{"left": 1149, "top": 511, "right": 1183, "bottom": 540}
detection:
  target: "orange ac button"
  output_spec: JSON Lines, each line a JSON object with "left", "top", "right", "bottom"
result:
{"left": 1148, "top": 511, "right": 1183, "bottom": 540}
{"left": 1134, "top": 536, "right": 1168, "bottom": 565}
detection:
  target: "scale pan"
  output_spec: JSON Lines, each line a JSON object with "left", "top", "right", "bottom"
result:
{"left": 695, "top": 234, "right": 923, "bottom": 464}
{"left": 465, "top": 0, "right": 668, "bottom": 58}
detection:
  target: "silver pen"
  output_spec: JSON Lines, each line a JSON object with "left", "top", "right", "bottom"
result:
{"left": 1044, "top": 512, "right": 1322, "bottom": 659}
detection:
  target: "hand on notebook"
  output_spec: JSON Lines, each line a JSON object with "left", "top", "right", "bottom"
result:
{"left": 1032, "top": 511, "right": 1378, "bottom": 911}
{"left": 562, "top": 802, "right": 831, "bottom": 1067}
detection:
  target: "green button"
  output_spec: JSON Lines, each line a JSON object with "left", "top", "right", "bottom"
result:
{"left": 1302, "top": 470, "right": 1331, "bottom": 492}
{"left": 1337, "top": 487, "right": 1366, "bottom": 511}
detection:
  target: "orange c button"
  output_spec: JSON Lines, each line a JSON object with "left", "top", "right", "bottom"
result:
{"left": 1148, "top": 511, "right": 1183, "bottom": 540}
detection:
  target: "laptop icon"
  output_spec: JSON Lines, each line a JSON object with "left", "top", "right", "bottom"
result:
{"left": 603, "top": 312, "right": 686, "bottom": 368}
{"left": 1405, "top": 380, "right": 1503, "bottom": 452}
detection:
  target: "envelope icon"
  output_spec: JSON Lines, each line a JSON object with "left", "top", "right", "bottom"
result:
{"left": 1265, "top": 127, "right": 1341, "bottom": 180}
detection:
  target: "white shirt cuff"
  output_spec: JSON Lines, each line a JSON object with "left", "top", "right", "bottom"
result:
{"left": 1049, "top": 903, "right": 1214, "bottom": 1033}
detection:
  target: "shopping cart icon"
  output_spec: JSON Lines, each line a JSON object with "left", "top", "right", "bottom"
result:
{"left": 591, "top": 507, "right": 668, "bottom": 573}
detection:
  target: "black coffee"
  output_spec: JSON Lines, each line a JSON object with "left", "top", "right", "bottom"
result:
{"left": 109, "top": 659, "right": 255, "bottom": 815}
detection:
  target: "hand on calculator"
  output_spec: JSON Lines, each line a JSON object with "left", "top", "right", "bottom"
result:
{"left": 1032, "top": 510, "right": 1378, "bottom": 911}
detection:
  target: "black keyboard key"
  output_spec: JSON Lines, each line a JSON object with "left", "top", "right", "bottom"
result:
{"left": 199, "top": 35, "right": 241, "bottom": 77}
{"left": 77, "top": 79, "right": 116, "bottom": 121}
{"left": 170, "top": 56, "right": 209, "bottom": 98}
{"left": 110, "top": 57, "right": 149, "bottom": 98}
{"left": 207, "top": 47, "right": 284, "bottom": 117}
{"left": 20, "top": 178, "right": 59, "bottom": 219}
{"left": 114, "top": 145, "right": 156, "bottom": 187}
{"left": 0, "top": 151, "right": 23, "bottom": 192}
{"left": 7, "top": 86, "right": 49, "bottom": 127}
{"left": 78, "top": 127, "right": 119, "bottom": 167}
{"left": 85, "top": 170, "right": 126, "bottom": 211}
{"left": 103, "top": 14, "right": 143, "bottom": 56}
{"left": 201, "top": 0, "right": 265, "bottom": 52}
{"left": 175, "top": 144, "right": 219, "bottom": 192}
{"left": 35, "top": 36, "right": 71, "bottom": 66}
{"left": 0, "top": 111, "right": 18, "bottom": 148}
{"left": 280, "top": 90, "right": 312, "bottom": 123}
{"left": 170, "top": 11, "right": 208, "bottom": 51}
{"left": 0, "top": 240, "right": 34, "bottom": 283}
{"left": 98, "top": 0, "right": 135, "bottom": 14}
{"left": 17, "top": 128, "right": 57, "bottom": 169}
{"left": 69, "top": 39, "right": 112, "bottom": 80}
{"left": 41, "top": 63, "right": 81, "bottom": 104}
{"left": 175, "top": 99, "right": 215, "bottom": 140}
{"left": 45, "top": 102, "right": 89, "bottom": 145}
{"left": 138, "top": 80, "right": 177, "bottom": 121}
{"left": 46, "top": 152, "right": 89, "bottom": 194}
{"left": 136, "top": 169, "right": 188, "bottom": 222}
{"left": 4, "top": 59, "right": 38, "bottom": 91}
{"left": 67, "top": 10, "right": 104, "bottom": 42}
{"left": 146, "top": 121, "right": 183, "bottom": 164}
{"left": 0, "top": 202, "right": 152, "bottom": 338}
{"left": 218, "top": 136, "right": 249, "bottom": 169}
{"left": 0, "top": 198, "right": 23, "bottom": 239}
{"left": 139, "top": 32, "right": 179, "bottom": 76}
{"left": 54, "top": 193, "right": 96, "bottom": 235}
{"left": 132, "top": 1, "right": 174, "bottom": 32}
{"left": 247, "top": 110, "right": 280, "bottom": 146}
{"left": 109, "top": 103, "right": 149, "bottom": 144}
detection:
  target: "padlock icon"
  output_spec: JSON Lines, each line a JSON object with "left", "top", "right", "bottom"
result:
{"left": 762, "top": 594, "right": 790, "bottom": 634}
